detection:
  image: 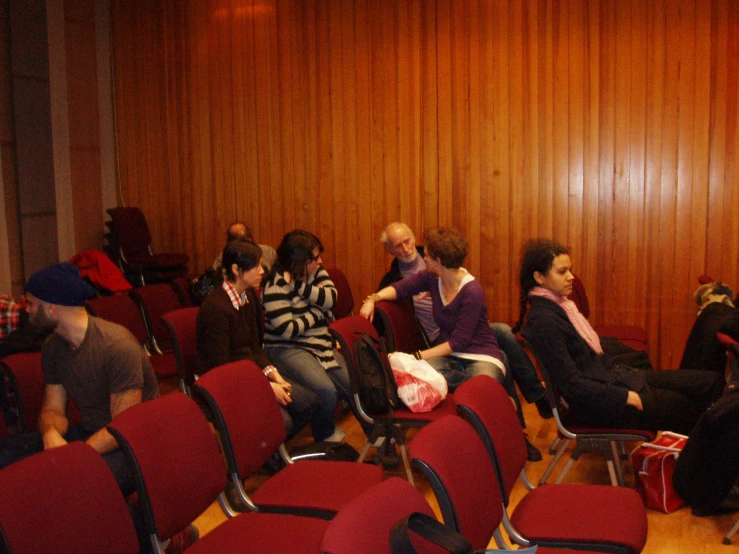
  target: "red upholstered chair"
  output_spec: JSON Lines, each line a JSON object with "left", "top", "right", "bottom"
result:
{"left": 106, "top": 207, "right": 189, "bottom": 286}
{"left": 0, "top": 442, "right": 139, "bottom": 554}
{"left": 192, "top": 360, "right": 383, "bottom": 518}
{"left": 521, "top": 340, "right": 655, "bottom": 486}
{"left": 130, "top": 283, "right": 184, "bottom": 363}
{"left": 0, "top": 352, "right": 80, "bottom": 432}
{"left": 171, "top": 276, "right": 195, "bottom": 306}
{"left": 107, "top": 392, "right": 331, "bottom": 554}
{"left": 569, "top": 275, "right": 648, "bottom": 351}
{"left": 161, "top": 307, "right": 200, "bottom": 394}
{"left": 325, "top": 267, "right": 355, "bottom": 319}
{"left": 454, "top": 375, "right": 649, "bottom": 553}
{"left": 86, "top": 294, "right": 177, "bottom": 379}
{"left": 320, "top": 477, "right": 447, "bottom": 554}
{"left": 328, "top": 315, "right": 457, "bottom": 485}
{"left": 373, "top": 300, "right": 430, "bottom": 353}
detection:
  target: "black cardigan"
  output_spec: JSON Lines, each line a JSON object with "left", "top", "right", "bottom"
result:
{"left": 196, "top": 286, "right": 270, "bottom": 373}
{"left": 522, "top": 296, "right": 646, "bottom": 427}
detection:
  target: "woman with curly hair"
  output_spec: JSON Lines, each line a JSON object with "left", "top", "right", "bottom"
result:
{"left": 515, "top": 238, "right": 723, "bottom": 434}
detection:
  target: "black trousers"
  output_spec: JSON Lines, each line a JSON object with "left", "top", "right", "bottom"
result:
{"left": 618, "top": 369, "right": 725, "bottom": 435}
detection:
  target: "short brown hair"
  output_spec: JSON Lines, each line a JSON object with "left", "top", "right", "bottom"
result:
{"left": 423, "top": 227, "right": 467, "bottom": 269}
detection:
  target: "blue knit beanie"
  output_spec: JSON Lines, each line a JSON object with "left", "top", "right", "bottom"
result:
{"left": 26, "top": 263, "right": 97, "bottom": 307}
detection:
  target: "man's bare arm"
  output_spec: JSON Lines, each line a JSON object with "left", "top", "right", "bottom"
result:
{"left": 38, "top": 384, "right": 69, "bottom": 450}
{"left": 86, "top": 389, "right": 142, "bottom": 455}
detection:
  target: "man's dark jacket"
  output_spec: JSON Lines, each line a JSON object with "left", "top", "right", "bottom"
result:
{"left": 377, "top": 246, "right": 425, "bottom": 291}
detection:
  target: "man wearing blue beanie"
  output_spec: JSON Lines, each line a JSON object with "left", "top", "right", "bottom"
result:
{"left": 1, "top": 264, "right": 159, "bottom": 504}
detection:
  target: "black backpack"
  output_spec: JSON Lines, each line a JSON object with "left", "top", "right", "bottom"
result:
{"left": 352, "top": 333, "right": 401, "bottom": 415}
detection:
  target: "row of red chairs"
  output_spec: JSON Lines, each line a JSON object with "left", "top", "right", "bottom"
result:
{"left": 0, "top": 363, "right": 649, "bottom": 553}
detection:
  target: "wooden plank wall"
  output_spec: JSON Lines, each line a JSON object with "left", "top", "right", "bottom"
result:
{"left": 110, "top": 0, "right": 739, "bottom": 369}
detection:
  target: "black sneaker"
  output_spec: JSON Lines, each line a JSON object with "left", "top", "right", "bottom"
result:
{"left": 525, "top": 437, "right": 542, "bottom": 462}
{"left": 535, "top": 397, "right": 553, "bottom": 419}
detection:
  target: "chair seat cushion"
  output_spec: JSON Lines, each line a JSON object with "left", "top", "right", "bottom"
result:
{"left": 251, "top": 460, "right": 384, "bottom": 513}
{"left": 375, "top": 395, "right": 457, "bottom": 423}
{"left": 187, "top": 512, "right": 328, "bottom": 553}
{"left": 559, "top": 414, "right": 657, "bottom": 441}
{"left": 510, "top": 484, "right": 648, "bottom": 552}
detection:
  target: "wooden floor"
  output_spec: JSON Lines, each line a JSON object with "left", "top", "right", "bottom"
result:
{"left": 184, "top": 382, "right": 738, "bottom": 553}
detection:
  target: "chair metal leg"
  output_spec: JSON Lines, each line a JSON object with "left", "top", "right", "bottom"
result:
{"left": 398, "top": 443, "right": 414, "bottom": 486}
{"left": 539, "top": 438, "right": 570, "bottom": 485}
{"left": 357, "top": 440, "right": 372, "bottom": 463}
{"left": 548, "top": 436, "right": 561, "bottom": 455}
{"left": 610, "top": 441, "right": 625, "bottom": 486}
{"left": 555, "top": 456, "right": 577, "bottom": 484}
{"left": 724, "top": 518, "right": 739, "bottom": 545}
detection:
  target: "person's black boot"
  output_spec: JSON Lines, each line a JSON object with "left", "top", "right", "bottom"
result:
{"left": 535, "top": 397, "right": 553, "bottom": 419}
{"left": 525, "top": 437, "right": 542, "bottom": 462}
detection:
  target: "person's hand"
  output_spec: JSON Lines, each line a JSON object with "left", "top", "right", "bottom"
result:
{"left": 626, "top": 390, "right": 643, "bottom": 411}
{"left": 271, "top": 382, "right": 292, "bottom": 406}
{"left": 42, "top": 429, "right": 68, "bottom": 450}
{"left": 359, "top": 301, "right": 375, "bottom": 322}
{"left": 272, "top": 371, "right": 291, "bottom": 393}
{"left": 415, "top": 291, "right": 430, "bottom": 300}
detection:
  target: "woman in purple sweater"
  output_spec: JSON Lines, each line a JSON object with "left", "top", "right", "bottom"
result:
{"left": 360, "top": 227, "right": 506, "bottom": 390}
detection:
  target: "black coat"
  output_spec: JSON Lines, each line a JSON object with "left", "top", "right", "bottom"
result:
{"left": 377, "top": 246, "right": 426, "bottom": 291}
{"left": 522, "top": 296, "right": 646, "bottom": 427}
{"left": 673, "top": 381, "right": 739, "bottom": 511}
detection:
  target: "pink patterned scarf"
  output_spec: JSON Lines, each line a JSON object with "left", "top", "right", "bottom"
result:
{"left": 529, "top": 286, "right": 603, "bottom": 355}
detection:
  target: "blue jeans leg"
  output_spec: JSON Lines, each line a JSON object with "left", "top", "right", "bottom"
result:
{"left": 266, "top": 347, "right": 341, "bottom": 441}
{"left": 490, "top": 322, "right": 546, "bottom": 404}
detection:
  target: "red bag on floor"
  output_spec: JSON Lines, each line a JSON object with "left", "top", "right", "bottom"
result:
{"left": 630, "top": 431, "right": 688, "bottom": 513}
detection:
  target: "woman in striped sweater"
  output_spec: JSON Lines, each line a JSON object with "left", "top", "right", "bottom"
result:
{"left": 262, "top": 230, "right": 350, "bottom": 443}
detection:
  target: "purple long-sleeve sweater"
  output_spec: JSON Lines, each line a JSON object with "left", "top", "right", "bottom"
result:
{"left": 391, "top": 269, "right": 503, "bottom": 361}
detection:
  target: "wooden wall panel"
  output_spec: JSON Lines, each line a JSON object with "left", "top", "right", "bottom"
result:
{"left": 111, "top": 0, "right": 739, "bottom": 369}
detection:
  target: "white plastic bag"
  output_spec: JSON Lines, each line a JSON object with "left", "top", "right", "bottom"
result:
{"left": 388, "top": 352, "right": 448, "bottom": 412}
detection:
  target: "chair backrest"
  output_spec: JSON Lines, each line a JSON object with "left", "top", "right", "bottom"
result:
{"left": 0, "top": 442, "right": 139, "bottom": 554}
{"left": 321, "top": 477, "right": 445, "bottom": 554}
{"left": 107, "top": 206, "right": 153, "bottom": 257}
{"left": 329, "top": 315, "right": 383, "bottom": 391}
{"left": 130, "top": 283, "right": 184, "bottom": 347}
{"left": 326, "top": 267, "right": 355, "bottom": 319}
{"left": 568, "top": 274, "right": 590, "bottom": 318}
{"left": 1, "top": 353, "right": 80, "bottom": 432}
{"left": 171, "top": 276, "right": 194, "bottom": 306}
{"left": 409, "top": 415, "right": 503, "bottom": 551}
{"left": 107, "top": 393, "right": 226, "bottom": 542}
{"left": 454, "top": 375, "right": 527, "bottom": 505}
{"left": 193, "top": 360, "right": 286, "bottom": 478}
{"left": 161, "top": 307, "right": 200, "bottom": 393}
{"left": 373, "top": 300, "right": 425, "bottom": 353}
{"left": 86, "top": 294, "right": 150, "bottom": 345}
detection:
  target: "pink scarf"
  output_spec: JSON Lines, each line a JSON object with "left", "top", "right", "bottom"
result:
{"left": 529, "top": 286, "right": 603, "bottom": 355}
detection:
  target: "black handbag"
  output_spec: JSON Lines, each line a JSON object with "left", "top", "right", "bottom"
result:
{"left": 191, "top": 268, "right": 218, "bottom": 303}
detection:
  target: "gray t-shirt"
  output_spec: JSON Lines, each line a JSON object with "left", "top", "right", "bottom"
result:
{"left": 42, "top": 316, "right": 159, "bottom": 432}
